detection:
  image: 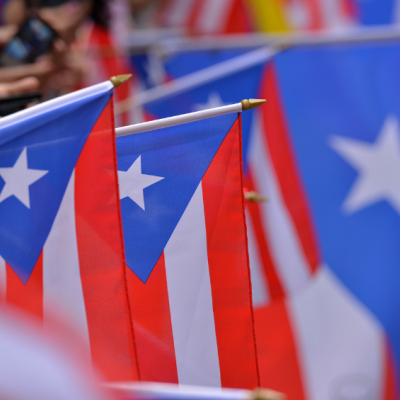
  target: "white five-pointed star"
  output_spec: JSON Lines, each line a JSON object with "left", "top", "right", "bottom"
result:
{"left": 118, "top": 156, "right": 164, "bottom": 210}
{"left": 0, "top": 147, "right": 48, "bottom": 209}
{"left": 193, "top": 92, "right": 226, "bottom": 111}
{"left": 330, "top": 115, "right": 400, "bottom": 215}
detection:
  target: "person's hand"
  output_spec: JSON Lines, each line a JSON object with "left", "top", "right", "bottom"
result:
{"left": 0, "top": 25, "right": 17, "bottom": 47}
{"left": 0, "top": 76, "right": 39, "bottom": 97}
{"left": 0, "top": 58, "right": 54, "bottom": 83}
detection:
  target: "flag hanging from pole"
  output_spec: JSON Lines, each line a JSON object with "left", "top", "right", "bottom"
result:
{"left": 0, "top": 82, "right": 138, "bottom": 381}
{"left": 118, "top": 40, "right": 400, "bottom": 398}
{"left": 129, "top": 47, "right": 318, "bottom": 303}
{"left": 253, "top": 40, "right": 400, "bottom": 399}
{"left": 116, "top": 111, "right": 259, "bottom": 388}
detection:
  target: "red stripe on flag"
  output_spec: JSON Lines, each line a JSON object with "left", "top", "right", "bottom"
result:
{"left": 254, "top": 301, "right": 307, "bottom": 400}
{"left": 298, "top": 0, "right": 324, "bottom": 30}
{"left": 202, "top": 115, "right": 260, "bottom": 389}
{"left": 244, "top": 171, "right": 285, "bottom": 300}
{"left": 383, "top": 339, "right": 399, "bottom": 400}
{"left": 89, "top": 25, "right": 132, "bottom": 126}
{"left": 75, "top": 98, "right": 139, "bottom": 381}
{"left": 6, "top": 253, "right": 43, "bottom": 320}
{"left": 126, "top": 254, "right": 179, "bottom": 383}
{"left": 188, "top": 0, "right": 205, "bottom": 34}
{"left": 225, "top": 0, "right": 252, "bottom": 33}
{"left": 261, "top": 65, "right": 320, "bottom": 273}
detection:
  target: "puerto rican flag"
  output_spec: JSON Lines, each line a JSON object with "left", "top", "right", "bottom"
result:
{"left": 280, "top": 0, "right": 357, "bottom": 30}
{"left": 137, "top": 47, "right": 307, "bottom": 302}
{"left": 0, "top": 82, "right": 138, "bottom": 381}
{"left": 253, "top": 42, "right": 400, "bottom": 399}
{"left": 156, "top": 0, "right": 252, "bottom": 35}
{"left": 156, "top": 0, "right": 356, "bottom": 33}
{"left": 116, "top": 113, "right": 259, "bottom": 388}
{"left": 134, "top": 42, "right": 400, "bottom": 398}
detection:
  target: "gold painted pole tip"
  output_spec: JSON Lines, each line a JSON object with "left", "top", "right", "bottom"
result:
{"left": 241, "top": 99, "right": 266, "bottom": 111}
{"left": 248, "top": 388, "right": 286, "bottom": 400}
{"left": 110, "top": 74, "right": 132, "bottom": 88}
{"left": 244, "top": 191, "right": 269, "bottom": 203}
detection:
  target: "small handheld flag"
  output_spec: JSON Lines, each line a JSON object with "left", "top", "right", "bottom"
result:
{"left": 116, "top": 103, "right": 261, "bottom": 388}
{"left": 0, "top": 79, "right": 138, "bottom": 381}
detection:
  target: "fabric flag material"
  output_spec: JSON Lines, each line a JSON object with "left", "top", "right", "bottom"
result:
{"left": 82, "top": 23, "right": 137, "bottom": 127}
{"left": 156, "top": 0, "right": 252, "bottom": 35}
{"left": 0, "top": 82, "right": 138, "bottom": 381}
{"left": 252, "top": 42, "right": 400, "bottom": 399}
{"left": 117, "top": 113, "right": 259, "bottom": 388}
{"left": 354, "top": 0, "right": 398, "bottom": 25}
{"left": 130, "top": 48, "right": 248, "bottom": 90}
{"left": 128, "top": 42, "right": 400, "bottom": 398}
{"left": 247, "top": 0, "right": 356, "bottom": 31}
{"left": 137, "top": 48, "right": 317, "bottom": 303}
{"left": 154, "top": 0, "right": 356, "bottom": 34}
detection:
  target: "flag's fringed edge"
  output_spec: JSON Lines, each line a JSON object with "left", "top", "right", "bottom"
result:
{"left": 237, "top": 113, "right": 261, "bottom": 388}
{"left": 110, "top": 96, "right": 142, "bottom": 381}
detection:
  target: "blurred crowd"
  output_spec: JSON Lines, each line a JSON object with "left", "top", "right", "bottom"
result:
{"left": 0, "top": 0, "right": 359, "bottom": 108}
{"left": 0, "top": 1, "right": 131, "bottom": 97}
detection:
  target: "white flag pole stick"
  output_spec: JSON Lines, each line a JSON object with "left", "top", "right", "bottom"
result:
{"left": 115, "top": 99, "right": 265, "bottom": 137}
{"left": 129, "top": 26, "right": 400, "bottom": 54}
{"left": 114, "top": 46, "right": 276, "bottom": 115}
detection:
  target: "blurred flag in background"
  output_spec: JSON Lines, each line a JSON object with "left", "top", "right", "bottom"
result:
{"left": 256, "top": 40, "right": 400, "bottom": 399}
{"left": 153, "top": 0, "right": 359, "bottom": 34}
{"left": 156, "top": 0, "right": 252, "bottom": 35}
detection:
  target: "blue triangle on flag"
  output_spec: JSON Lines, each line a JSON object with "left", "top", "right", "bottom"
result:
{"left": 117, "top": 113, "right": 237, "bottom": 283}
{"left": 0, "top": 90, "right": 111, "bottom": 284}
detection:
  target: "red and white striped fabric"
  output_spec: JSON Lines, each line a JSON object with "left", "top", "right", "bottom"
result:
{"left": 0, "top": 85, "right": 138, "bottom": 382}
{"left": 83, "top": 24, "right": 137, "bottom": 127}
{"left": 244, "top": 66, "right": 320, "bottom": 304}
{"left": 247, "top": 64, "right": 397, "bottom": 399}
{"left": 157, "top": 0, "right": 251, "bottom": 35}
{"left": 123, "top": 116, "right": 260, "bottom": 389}
{"left": 157, "top": 0, "right": 355, "bottom": 33}
{"left": 254, "top": 267, "right": 397, "bottom": 400}
{"left": 283, "top": 0, "right": 356, "bottom": 30}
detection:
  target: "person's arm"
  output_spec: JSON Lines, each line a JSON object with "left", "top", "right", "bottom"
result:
{"left": 0, "top": 59, "right": 54, "bottom": 83}
{"left": 0, "top": 76, "right": 39, "bottom": 97}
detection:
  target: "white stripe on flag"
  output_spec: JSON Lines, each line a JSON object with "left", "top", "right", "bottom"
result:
{"left": 318, "top": 0, "right": 352, "bottom": 28}
{"left": 166, "top": 0, "right": 197, "bottom": 27}
{"left": 43, "top": 171, "right": 91, "bottom": 357}
{"left": 248, "top": 111, "right": 310, "bottom": 294}
{"left": 0, "top": 256, "right": 5, "bottom": 298}
{"left": 196, "top": 0, "right": 234, "bottom": 34}
{"left": 164, "top": 182, "right": 221, "bottom": 387}
{"left": 288, "top": 267, "right": 384, "bottom": 400}
{"left": 245, "top": 209, "right": 270, "bottom": 307}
